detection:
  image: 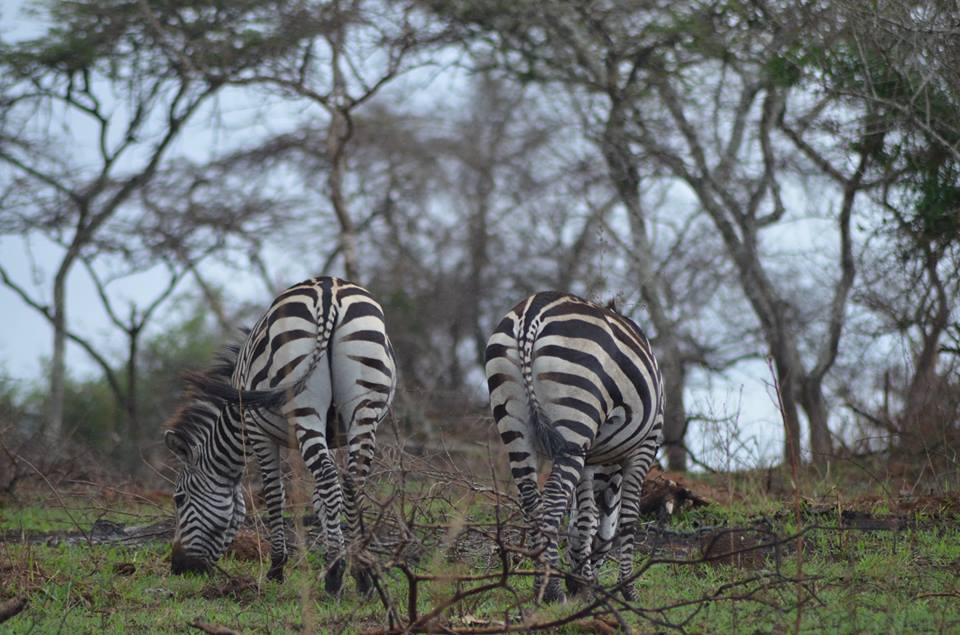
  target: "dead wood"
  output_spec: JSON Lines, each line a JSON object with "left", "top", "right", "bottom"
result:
{"left": 0, "top": 597, "right": 28, "bottom": 623}
{"left": 189, "top": 619, "right": 242, "bottom": 635}
{"left": 639, "top": 469, "right": 716, "bottom": 516}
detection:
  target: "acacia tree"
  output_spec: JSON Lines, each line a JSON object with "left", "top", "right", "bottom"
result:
{"left": 0, "top": 0, "right": 316, "bottom": 441}
{"left": 138, "top": 0, "right": 447, "bottom": 280}
{"left": 349, "top": 76, "right": 564, "bottom": 395}
{"left": 834, "top": 0, "right": 960, "bottom": 456}
{"left": 0, "top": 1, "right": 233, "bottom": 439}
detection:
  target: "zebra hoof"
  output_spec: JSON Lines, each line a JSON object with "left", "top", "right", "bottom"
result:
{"left": 354, "top": 565, "right": 374, "bottom": 597}
{"left": 324, "top": 558, "right": 346, "bottom": 595}
{"left": 542, "top": 581, "right": 566, "bottom": 604}
{"left": 266, "top": 565, "right": 284, "bottom": 583}
{"left": 564, "top": 572, "right": 583, "bottom": 596}
{"left": 267, "top": 554, "right": 286, "bottom": 583}
{"left": 566, "top": 572, "right": 597, "bottom": 597}
{"left": 620, "top": 583, "right": 637, "bottom": 602}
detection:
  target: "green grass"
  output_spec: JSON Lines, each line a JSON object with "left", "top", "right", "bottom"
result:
{"left": 2, "top": 482, "right": 959, "bottom": 634}
{"left": 1, "top": 501, "right": 164, "bottom": 534}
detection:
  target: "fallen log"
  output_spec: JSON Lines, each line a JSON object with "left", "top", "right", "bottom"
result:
{"left": 0, "top": 597, "right": 28, "bottom": 624}
{"left": 639, "top": 469, "right": 716, "bottom": 516}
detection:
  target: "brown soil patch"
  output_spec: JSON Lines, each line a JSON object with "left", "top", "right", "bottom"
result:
{"left": 200, "top": 574, "right": 260, "bottom": 603}
{"left": 226, "top": 529, "right": 269, "bottom": 562}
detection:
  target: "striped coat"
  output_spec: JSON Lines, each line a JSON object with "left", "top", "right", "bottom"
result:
{"left": 485, "top": 291, "right": 663, "bottom": 602}
{"left": 164, "top": 277, "right": 396, "bottom": 596}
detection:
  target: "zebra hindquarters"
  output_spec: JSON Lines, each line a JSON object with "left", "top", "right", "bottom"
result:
{"left": 485, "top": 333, "right": 545, "bottom": 532}
{"left": 330, "top": 323, "right": 395, "bottom": 597}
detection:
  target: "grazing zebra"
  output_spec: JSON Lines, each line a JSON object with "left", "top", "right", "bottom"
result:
{"left": 164, "top": 277, "right": 396, "bottom": 595}
{"left": 485, "top": 291, "right": 663, "bottom": 602}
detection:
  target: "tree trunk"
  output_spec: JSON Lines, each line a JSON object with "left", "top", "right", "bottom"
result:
{"left": 327, "top": 107, "right": 359, "bottom": 281}
{"left": 901, "top": 249, "right": 951, "bottom": 449}
{"left": 659, "top": 352, "right": 688, "bottom": 471}
{"left": 125, "top": 319, "right": 141, "bottom": 469}
{"left": 467, "top": 170, "right": 492, "bottom": 369}
{"left": 325, "top": 3, "right": 359, "bottom": 281}
{"left": 800, "top": 377, "right": 832, "bottom": 466}
{"left": 768, "top": 341, "right": 804, "bottom": 469}
{"left": 48, "top": 268, "right": 68, "bottom": 442}
{"left": 603, "top": 96, "right": 689, "bottom": 470}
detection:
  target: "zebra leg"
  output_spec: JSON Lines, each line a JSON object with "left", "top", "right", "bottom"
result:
{"left": 566, "top": 467, "right": 598, "bottom": 596}
{"left": 590, "top": 465, "right": 623, "bottom": 570}
{"left": 284, "top": 363, "right": 347, "bottom": 596}
{"left": 538, "top": 452, "right": 585, "bottom": 604}
{"left": 296, "top": 430, "right": 347, "bottom": 595}
{"left": 252, "top": 434, "right": 288, "bottom": 582}
{"left": 486, "top": 343, "right": 544, "bottom": 547}
{"left": 343, "top": 420, "right": 378, "bottom": 596}
{"left": 616, "top": 450, "right": 657, "bottom": 602}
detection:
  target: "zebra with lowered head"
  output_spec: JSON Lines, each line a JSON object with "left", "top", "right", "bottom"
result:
{"left": 485, "top": 291, "right": 663, "bottom": 602}
{"left": 164, "top": 276, "right": 396, "bottom": 595}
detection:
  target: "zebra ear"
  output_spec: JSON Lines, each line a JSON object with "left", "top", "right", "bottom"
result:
{"left": 164, "top": 429, "right": 193, "bottom": 463}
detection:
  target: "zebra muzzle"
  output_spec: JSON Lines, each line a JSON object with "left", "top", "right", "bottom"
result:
{"left": 170, "top": 542, "right": 210, "bottom": 575}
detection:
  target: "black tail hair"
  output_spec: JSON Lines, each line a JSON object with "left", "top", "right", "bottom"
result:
{"left": 530, "top": 404, "right": 584, "bottom": 458}
{"left": 182, "top": 370, "right": 289, "bottom": 411}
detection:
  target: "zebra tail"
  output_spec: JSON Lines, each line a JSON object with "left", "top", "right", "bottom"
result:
{"left": 250, "top": 295, "right": 340, "bottom": 402}
{"left": 182, "top": 370, "right": 289, "bottom": 410}
{"left": 530, "top": 402, "right": 580, "bottom": 459}
{"left": 518, "top": 326, "right": 579, "bottom": 459}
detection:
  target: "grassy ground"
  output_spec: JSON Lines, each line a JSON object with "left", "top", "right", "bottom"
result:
{"left": 2, "top": 463, "right": 959, "bottom": 634}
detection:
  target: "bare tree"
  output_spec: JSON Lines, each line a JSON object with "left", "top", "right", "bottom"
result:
{"left": 141, "top": 0, "right": 448, "bottom": 280}
{"left": 0, "top": 1, "right": 230, "bottom": 440}
{"left": 427, "top": 0, "right": 760, "bottom": 470}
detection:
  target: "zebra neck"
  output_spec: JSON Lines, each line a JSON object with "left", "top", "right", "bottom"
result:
{"left": 197, "top": 408, "right": 246, "bottom": 484}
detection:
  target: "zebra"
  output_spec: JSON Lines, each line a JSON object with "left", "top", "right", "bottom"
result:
{"left": 163, "top": 276, "right": 396, "bottom": 596}
{"left": 485, "top": 291, "right": 663, "bottom": 602}
{"left": 566, "top": 463, "right": 624, "bottom": 594}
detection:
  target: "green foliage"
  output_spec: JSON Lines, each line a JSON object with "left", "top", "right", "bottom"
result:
{"left": 4, "top": 295, "right": 226, "bottom": 453}
{"left": 765, "top": 54, "right": 803, "bottom": 88}
{"left": 0, "top": 367, "right": 32, "bottom": 428}
{"left": 17, "top": 364, "right": 119, "bottom": 446}
{"left": 908, "top": 158, "right": 960, "bottom": 242}
{"left": 1, "top": 0, "right": 317, "bottom": 83}
{"left": 801, "top": 32, "right": 960, "bottom": 248}
{"left": 135, "top": 298, "right": 227, "bottom": 443}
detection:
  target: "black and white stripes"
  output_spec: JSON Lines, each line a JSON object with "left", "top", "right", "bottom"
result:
{"left": 164, "top": 277, "right": 396, "bottom": 595}
{"left": 485, "top": 291, "right": 663, "bottom": 602}
{"left": 163, "top": 281, "right": 663, "bottom": 603}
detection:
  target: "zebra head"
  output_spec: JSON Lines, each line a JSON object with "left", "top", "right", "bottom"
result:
{"left": 164, "top": 426, "right": 245, "bottom": 575}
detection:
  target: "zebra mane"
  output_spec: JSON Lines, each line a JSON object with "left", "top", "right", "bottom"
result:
{"left": 599, "top": 297, "right": 650, "bottom": 340}
{"left": 164, "top": 341, "right": 243, "bottom": 446}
